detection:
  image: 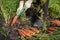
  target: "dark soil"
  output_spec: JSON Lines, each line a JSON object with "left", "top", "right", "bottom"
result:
{"left": 0, "top": 33, "right": 5, "bottom": 40}
{"left": 2, "top": 18, "right": 31, "bottom": 40}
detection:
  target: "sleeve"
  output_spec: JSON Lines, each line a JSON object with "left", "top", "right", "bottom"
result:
{"left": 16, "top": 0, "right": 24, "bottom": 15}
{"left": 24, "top": 0, "right": 33, "bottom": 10}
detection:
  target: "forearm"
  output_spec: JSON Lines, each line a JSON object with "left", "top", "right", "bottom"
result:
{"left": 16, "top": 0, "right": 24, "bottom": 15}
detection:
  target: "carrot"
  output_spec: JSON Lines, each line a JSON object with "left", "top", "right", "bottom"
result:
{"left": 23, "top": 29, "right": 35, "bottom": 35}
{"left": 48, "top": 27, "right": 56, "bottom": 31}
{"left": 18, "top": 29, "right": 32, "bottom": 37}
{"left": 11, "top": 16, "right": 18, "bottom": 26}
{"left": 18, "top": 29, "right": 26, "bottom": 37}
{"left": 46, "top": 26, "right": 56, "bottom": 33}
{"left": 51, "top": 20, "right": 60, "bottom": 26}
{"left": 30, "top": 27, "right": 40, "bottom": 33}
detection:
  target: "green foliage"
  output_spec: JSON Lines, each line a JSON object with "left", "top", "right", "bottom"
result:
{"left": 25, "top": 33, "right": 60, "bottom": 40}
{"left": 40, "top": 0, "right": 47, "bottom": 5}
{"left": 1, "top": 0, "right": 19, "bottom": 24}
{"left": 48, "top": 0, "right": 60, "bottom": 18}
{"left": 0, "top": 27, "right": 9, "bottom": 37}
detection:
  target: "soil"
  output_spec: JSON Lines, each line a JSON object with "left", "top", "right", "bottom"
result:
{"left": 0, "top": 15, "right": 31, "bottom": 40}
{"left": 0, "top": 33, "right": 5, "bottom": 40}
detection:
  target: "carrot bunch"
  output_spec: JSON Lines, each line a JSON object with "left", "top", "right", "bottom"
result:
{"left": 18, "top": 29, "right": 26, "bottom": 37}
{"left": 18, "top": 29, "right": 32, "bottom": 37}
{"left": 23, "top": 29, "right": 35, "bottom": 35}
{"left": 51, "top": 19, "right": 60, "bottom": 26}
{"left": 18, "top": 27, "right": 40, "bottom": 37}
{"left": 29, "top": 27, "right": 40, "bottom": 34}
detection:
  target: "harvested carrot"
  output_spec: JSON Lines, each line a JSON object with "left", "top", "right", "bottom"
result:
{"left": 18, "top": 29, "right": 32, "bottom": 37}
{"left": 18, "top": 29, "right": 26, "bottom": 37}
{"left": 23, "top": 29, "right": 35, "bottom": 35}
{"left": 30, "top": 27, "right": 40, "bottom": 33}
{"left": 46, "top": 26, "right": 56, "bottom": 33}
{"left": 51, "top": 19, "right": 60, "bottom": 26}
{"left": 11, "top": 16, "right": 18, "bottom": 26}
{"left": 23, "top": 30, "right": 32, "bottom": 37}
{"left": 48, "top": 27, "right": 56, "bottom": 31}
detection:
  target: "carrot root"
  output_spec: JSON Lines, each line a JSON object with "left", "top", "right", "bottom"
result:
{"left": 18, "top": 29, "right": 32, "bottom": 37}
{"left": 48, "top": 27, "right": 56, "bottom": 31}
{"left": 11, "top": 16, "right": 18, "bottom": 26}
{"left": 23, "top": 29, "right": 35, "bottom": 35}
{"left": 18, "top": 29, "right": 26, "bottom": 37}
{"left": 51, "top": 20, "right": 60, "bottom": 26}
{"left": 30, "top": 27, "right": 40, "bottom": 33}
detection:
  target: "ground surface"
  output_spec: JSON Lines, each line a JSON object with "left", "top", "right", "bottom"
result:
{"left": 0, "top": 0, "right": 60, "bottom": 40}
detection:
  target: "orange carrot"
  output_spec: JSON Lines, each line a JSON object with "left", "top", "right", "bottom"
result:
{"left": 48, "top": 27, "right": 56, "bottom": 31}
{"left": 11, "top": 16, "right": 18, "bottom": 26}
{"left": 51, "top": 20, "right": 60, "bottom": 26}
{"left": 23, "top": 29, "right": 35, "bottom": 35}
{"left": 23, "top": 30, "right": 32, "bottom": 37}
{"left": 46, "top": 26, "right": 56, "bottom": 33}
{"left": 18, "top": 29, "right": 26, "bottom": 37}
{"left": 18, "top": 29, "right": 32, "bottom": 37}
{"left": 30, "top": 27, "right": 40, "bottom": 33}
